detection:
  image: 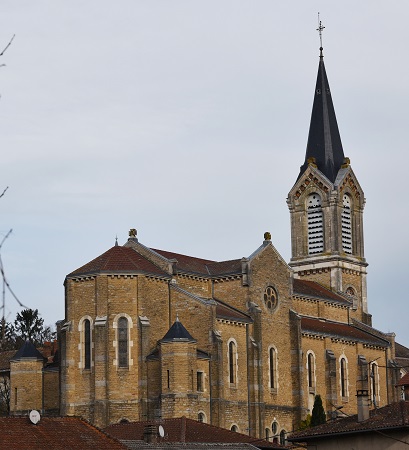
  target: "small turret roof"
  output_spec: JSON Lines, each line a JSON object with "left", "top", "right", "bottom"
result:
{"left": 11, "top": 340, "right": 44, "bottom": 361}
{"left": 298, "top": 50, "right": 345, "bottom": 183}
{"left": 161, "top": 318, "right": 196, "bottom": 343}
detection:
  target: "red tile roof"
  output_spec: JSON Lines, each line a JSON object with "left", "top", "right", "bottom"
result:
{"left": 104, "top": 416, "right": 280, "bottom": 447}
{"left": 293, "top": 279, "right": 351, "bottom": 305}
{"left": 0, "top": 416, "right": 126, "bottom": 449}
{"left": 68, "top": 246, "right": 168, "bottom": 277}
{"left": 397, "top": 372, "right": 409, "bottom": 387}
{"left": 301, "top": 316, "right": 389, "bottom": 347}
{"left": 289, "top": 401, "right": 409, "bottom": 442}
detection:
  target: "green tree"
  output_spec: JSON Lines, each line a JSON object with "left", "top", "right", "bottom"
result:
{"left": 311, "top": 394, "right": 326, "bottom": 427}
{"left": 14, "top": 309, "right": 49, "bottom": 346}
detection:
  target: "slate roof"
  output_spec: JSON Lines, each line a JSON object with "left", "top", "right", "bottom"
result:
{"left": 396, "top": 342, "right": 409, "bottom": 359}
{"left": 68, "top": 245, "right": 168, "bottom": 277}
{"left": 11, "top": 340, "right": 44, "bottom": 361}
{"left": 301, "top": 317, "right": 390, "bottom": 347}
{"left": 215, "top": 299, "right": 253, "bottom": 324}
{"left": 289, "top": 401, "right": 409, "bottom": 442}
{"left": 293, "top": 279, "right": 351, "bottom": 305}
{"left": 104, "top": 417, "right": 280, "bottom": 448}
{"left": 298, "top": 50, "right": 345, "bottom": 183}
{"left": 161, "top": 319, "right": 196, "bottom": 342}
{"left": 0, "top": 416, "right": 126, "bottom": 449}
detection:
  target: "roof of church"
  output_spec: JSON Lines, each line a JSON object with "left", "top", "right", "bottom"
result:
{"left": 298, "top": 50, "right": 345, "bottom": 183}
{"left": 0, "top": 416, "right": 127, "bottom": 449}
{"left": 152, "top": 248, "right": 242, "bottom": 276}
{"left": 11, "top": 340, "right": 44, "bottom": 361}
{"left": 293, "top": 279, "right": 351, "bottom": 305}
{"left": 67, "top": 245, "right": 168, "bottom": 277}
{"left": 104, "top": 416, "right": 279, "bottom": 448}
{"left": 396, "top": 342, "right": 409, "bottom": 359}
{"left": 215, "top": 299, "right": 253, "bottom": 323}
{"left": 289, "top": 401, "right": 409, "bottom": 442}
{"left": 161, "top": 318, "right": 196, "bottom": 342}
{"left": 301, "top": 316, "right": 390, "bottom": 347}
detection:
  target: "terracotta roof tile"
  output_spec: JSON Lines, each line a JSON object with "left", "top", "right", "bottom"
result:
{"left": 289, "top": 401, "right": 409, "bottom": 441}
{"left": 105, "top": 417, "right": 279, "bottom": 447}
{"left": 293, "top": 279, "right": 351, "bottom": 305}
{"left": 301, "top": 316, "right": 389, "bottom": 347}
{"left": 68, "top": 246, "right": 168, "bottom": 277}
{"left": 152, "top": 249, "right": 242, "bottom": 277}
{"left": 0, "top": 416, "right": 127, "bottom": 449}
{"left": 397, "top": 372, "right": 409, "bottom": 387}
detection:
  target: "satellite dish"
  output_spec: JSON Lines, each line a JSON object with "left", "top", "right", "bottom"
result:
{"left": 158, "top": 425, "right": 165, "bottom": 438}
{"left": 29, "top": 410, "right": 41, "bottom": 425}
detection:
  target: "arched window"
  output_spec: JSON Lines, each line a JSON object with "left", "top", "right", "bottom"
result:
{"left": 79, "top": 316, "right": 93, "bottom": 370}
{"left": 84, "top": 319, "right": 91, "bottom": 370}
{"left": 269, "top": 346, "right": 278, "bottom": 390}
{"left": 228, "top": 340, "right": 237, "bottom": 385}
{"left": 279, "top": 430, "right": 287, "bottom": 446}
{"left": 265, "top": 428, "right": 270, "bottom": 441}
{"left": 340, "top": 357, "right": 348, "bottom": 399}
{"left": 307, "top": 352, "right": 315, "bottom": 391}
{"left": 307, "top": 193, "right": 324, "bottom": 254}
{"left": 370, "top": 362, "right": 379, "bottom": 407}
{"left": 198, "top": 412, "right": 206, "bottom": 423}
{"left": 271, "top": 421, "right": 278, "bottom": 443}
{"left": 342, "top": 193, "right": 352, "bottom": 254}
{"left": 231, "top": 424, "right": 238, "bottom": 432}
{"left": 118, "top": 316, "right": 129, "bottom": 368}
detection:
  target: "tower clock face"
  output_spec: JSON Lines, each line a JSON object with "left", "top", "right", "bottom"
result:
{"left": 343, "top": 194, "right": 351, "bottom": 208}
{"left": 308, "top": 194, "right": 321, "bottom": 208}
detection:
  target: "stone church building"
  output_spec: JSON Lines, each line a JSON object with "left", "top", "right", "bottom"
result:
{"left": 55, "top": 47, "right": 404, "bottom": 441}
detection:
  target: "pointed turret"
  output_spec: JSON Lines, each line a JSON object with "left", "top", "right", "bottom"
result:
{"left": 298, "top": 48, "right": 345, "bottom": 183}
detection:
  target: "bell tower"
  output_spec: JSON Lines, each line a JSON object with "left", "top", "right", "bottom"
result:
{"left": 287, "top": 39, "right": 369, "bottom": 323}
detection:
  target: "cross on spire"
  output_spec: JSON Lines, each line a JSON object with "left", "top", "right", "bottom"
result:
{"left": 316, "top": 13, "right": 325, "bottom": 57}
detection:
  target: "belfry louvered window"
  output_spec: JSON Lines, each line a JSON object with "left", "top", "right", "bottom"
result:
{"left": 307, "top": 194, "right": 324, "bottom": 254}
{"left": 342, "top": 194, "right": 352, "bottom": 254}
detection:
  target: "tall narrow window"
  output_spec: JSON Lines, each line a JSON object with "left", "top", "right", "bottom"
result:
{"left": 342, "top": 194, "right": 352, "bottom": 254}
{"left": 340, "top": 357, "right": 348, "bottom": 398}
{"left": 307, "top": 194, "right": 324, "bottom": 254}
{"left": 118, "top": 317, "right": 128, "bottom": 368}
{"left": 269, "top": 347, "right": 277, "bottom": 390}
{"left": 84, "top": 319, "right": 91, "bottom": 370}
{"left": 307, "top": 352, "right": 315, "bottom": 391}
{"left": 370, "top": 363, "right": 379, "bottom": 406}
{"left": 197, "top": 371, "right": 204, "bottom": 392}
{"left": 228, "top": 341, "right": 237, "bottom": 384}
{"left": 280, "top": 430, "right": 287, "bottom": 446}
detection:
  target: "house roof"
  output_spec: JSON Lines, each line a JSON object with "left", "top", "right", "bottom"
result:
{"left": 301, "top": 317, "right": 390, "bottom": 347}
{"left": 289, "top": 401, "right": 409, "bottom": 442}
{"left": 121, "top": 442, "right": 258, "bottom": 449}
{"left": 397, "top": 372, "right": 409, "bottom": 387}
{"left": 0, "top": 416, "right": 127, "bottom": 449}
{"left": 293, "top": 279, "right": 351, "bottom": 305}
{"left": 396, "top": 342, "right": 409, "bottom": 359}
{"left": 67, "top": 245, "right": 168, "bottom": 277}
{"left": 298, "top": 49, "right": 345, "bottom": 183}
{"left": 104, "top": 417, "right": 280, "bottom": 448}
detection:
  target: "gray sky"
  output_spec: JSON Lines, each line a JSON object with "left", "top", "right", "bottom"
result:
{"left": 1, "top": 1, "right": 408, "bottom": 346}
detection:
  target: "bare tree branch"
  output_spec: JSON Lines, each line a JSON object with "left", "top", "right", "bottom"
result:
{"left": 0, "top": 35, "right": 15, "bottom": 57}
{"left": 0, "top": 187, "right": 8, "bottom": 199}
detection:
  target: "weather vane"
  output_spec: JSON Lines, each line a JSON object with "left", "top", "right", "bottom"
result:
{"left": 316, "top": 12, "right": 325, "bottom": 54}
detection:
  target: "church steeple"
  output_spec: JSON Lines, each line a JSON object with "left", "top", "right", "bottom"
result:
{"left": 298, "top": 48, "right": 345, "bottom": 183}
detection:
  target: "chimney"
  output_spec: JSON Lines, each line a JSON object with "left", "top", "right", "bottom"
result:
{"left": 143, "top": 425, "right": 158, "bottom": 444}
{"left": 357, "top": 389, "right": 370, "bottom": 422}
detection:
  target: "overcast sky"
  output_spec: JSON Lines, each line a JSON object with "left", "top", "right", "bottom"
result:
{"left": 1, "top": 1, "right": 408, "bottom": 347}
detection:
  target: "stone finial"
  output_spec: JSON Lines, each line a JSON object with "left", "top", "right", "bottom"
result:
{"left": 341, "top": 157, "right": 351, "bottom": 168}
{"left": 129, "top": 228, "right": 137, "bottom": 238}
{"left": 307, "top": 156, "right": 317, "bottom": 167}
{"left": 264, "top": 232, "right": 271, "bottom": 241}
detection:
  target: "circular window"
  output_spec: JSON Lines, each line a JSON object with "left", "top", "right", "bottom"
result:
{"left": 264, "top": 286, "right": 278, "bottom": 311}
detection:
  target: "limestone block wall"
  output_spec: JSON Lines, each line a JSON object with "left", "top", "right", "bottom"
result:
{"left": 10, "top": 359, "right": 43, "bottom": 413}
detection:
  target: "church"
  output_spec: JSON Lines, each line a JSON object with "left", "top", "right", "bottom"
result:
{"left": 55, "top": 44, "right": 405, "bottom": 442}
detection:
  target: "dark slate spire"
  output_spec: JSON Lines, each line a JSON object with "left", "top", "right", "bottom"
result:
{"left": 161, "top": 317, "right": 196, "bottom": 343}
{"left": 11, "top": 340, "right": 44, "bottom": 361}
{"left": 298, "top": 49, "right": 345, "bottom": 183}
